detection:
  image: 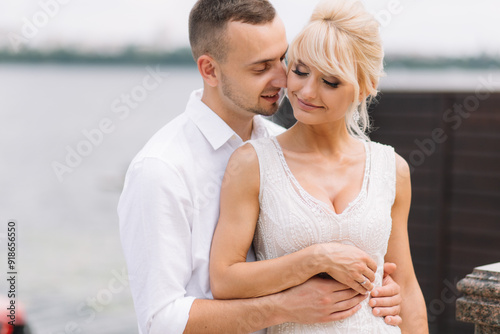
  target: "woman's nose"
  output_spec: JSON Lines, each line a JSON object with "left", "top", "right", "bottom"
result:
{"left": 300, "top": 77, "right": 317, "bottom": 100}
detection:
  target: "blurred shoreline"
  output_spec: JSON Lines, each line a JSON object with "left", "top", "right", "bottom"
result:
{"left": 0, "top": 47, "right": 499, "bottom": 69}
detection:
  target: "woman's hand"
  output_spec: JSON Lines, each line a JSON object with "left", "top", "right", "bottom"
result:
{"left": 314, "top": 242, "right": 378, "bottom": 295}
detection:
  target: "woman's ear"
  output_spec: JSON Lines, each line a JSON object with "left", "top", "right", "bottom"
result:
{"left": 197, "top": 55, "right": 219, "bottom": 87}
{"left": 358, "top": 88, "right": 366, "bottom": 103}
{"left": 358, "top": 81, "right": 377, "bottom": 102}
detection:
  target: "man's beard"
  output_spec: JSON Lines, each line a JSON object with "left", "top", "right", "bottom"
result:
{"left": 220, "top": 72, "right": 279, "bottom": 117}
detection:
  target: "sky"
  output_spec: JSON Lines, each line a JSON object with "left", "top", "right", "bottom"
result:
{"left": 0, "top": 0, "right": 498, "bottom": 57}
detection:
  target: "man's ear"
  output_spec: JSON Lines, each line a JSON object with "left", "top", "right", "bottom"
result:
{"left": 197, "top": 55, "right": 219, "bottom": 87}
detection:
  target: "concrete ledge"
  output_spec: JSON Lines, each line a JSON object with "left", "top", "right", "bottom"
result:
{"left": 456, "top": 263, "right": 500, "bottom": 333}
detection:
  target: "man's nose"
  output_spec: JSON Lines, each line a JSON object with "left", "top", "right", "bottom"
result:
{"left": 270, "top": 61, "right": 287, "bottom": 88}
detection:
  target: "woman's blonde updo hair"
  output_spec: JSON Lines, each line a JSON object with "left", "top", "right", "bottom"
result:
{"left": 287, "top": 0, "right": 384, "bottom": 141}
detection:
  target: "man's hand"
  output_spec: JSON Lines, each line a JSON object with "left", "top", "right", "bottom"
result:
{"left": 369, "top": 262, "right": 402, "bottom": 326}
{"left": 275, "top": 276, "right": 366, "bottom": 325}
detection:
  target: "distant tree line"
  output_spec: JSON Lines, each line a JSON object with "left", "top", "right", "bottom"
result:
{"left": 0, "top": 46, "right": 498, "bottom": 69}
{"left": 385, "top": 54, "right": 500, "bottom": 69}
{"left": 0, "top": 47, "right": 196, "bottom": 66}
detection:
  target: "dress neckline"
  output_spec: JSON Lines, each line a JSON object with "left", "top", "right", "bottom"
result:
{"left": 270, "top": 136, "right": 371, "bottom": 217}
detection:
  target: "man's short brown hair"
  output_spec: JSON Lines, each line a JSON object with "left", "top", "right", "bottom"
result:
{"left": 189, "top": 0, "right": 276, "bottom": 62}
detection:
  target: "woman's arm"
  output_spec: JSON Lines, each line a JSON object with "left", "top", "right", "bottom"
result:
{"left": 210, "top": 144, "right": 377, "bottom": 299}
{"left": 384, "top": 153, "right": 428, "bottom": 333}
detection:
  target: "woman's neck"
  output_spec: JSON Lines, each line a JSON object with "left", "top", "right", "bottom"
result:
{"left": 285, "top": 120, "right": 360, "bottom": 157}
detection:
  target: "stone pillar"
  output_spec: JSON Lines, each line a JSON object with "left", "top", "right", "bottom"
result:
{"left": 456, "top": 263, "right": 500, "bottom": 333}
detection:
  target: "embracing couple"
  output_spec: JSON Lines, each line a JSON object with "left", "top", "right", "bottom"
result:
{"left": 118, "top": 0, "right": 428, "bottom": 333}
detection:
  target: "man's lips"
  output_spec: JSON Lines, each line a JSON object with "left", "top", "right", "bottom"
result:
{"left": 296, "top": 97, "right": 322, "bottom": 111}
{"left": 261, "top": 92, "right": 281, "bottom": 103}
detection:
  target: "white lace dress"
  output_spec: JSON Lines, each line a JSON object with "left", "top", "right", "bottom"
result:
{"left": 248, "top": 137, "right": 401, "bottom": 334}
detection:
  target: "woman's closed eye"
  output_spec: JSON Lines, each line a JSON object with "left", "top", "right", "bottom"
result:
{"left": 323, "top": 79, "right": 340, "bottom": 88}
{"left": 292, "top": 68, "right": 308, "bottom": 76}
{"left": 292, "top": 67, "right": 340, "bottom": 88}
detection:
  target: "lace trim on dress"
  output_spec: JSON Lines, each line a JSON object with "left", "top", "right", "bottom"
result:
{"left": 269, "top": 136, "right": 371, "bottom": 218}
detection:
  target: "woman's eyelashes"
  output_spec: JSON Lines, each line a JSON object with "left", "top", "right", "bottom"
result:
{"left": 292, "top": 68, "right": 307, "bottom": 76}
{"left": 323, "top": 79, "right": 340, "bottom": 88}
{"left": 292, "top": 67, "right": 340, "bottom": 88}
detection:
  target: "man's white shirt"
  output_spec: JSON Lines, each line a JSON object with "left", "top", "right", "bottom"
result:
{"left": 118, "top": 89, "right": 284, "bottom": 334}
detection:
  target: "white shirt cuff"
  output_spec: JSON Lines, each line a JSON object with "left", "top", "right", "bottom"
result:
{"left": 149, "top": 297, "right": 197, "bottom": 334}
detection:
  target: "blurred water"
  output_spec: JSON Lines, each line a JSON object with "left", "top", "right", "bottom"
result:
{"left": 0, "top": 64, "right": 201, "bottom": 334}
{"left": 0, "top": 64, "right": 498, "bottom": 333}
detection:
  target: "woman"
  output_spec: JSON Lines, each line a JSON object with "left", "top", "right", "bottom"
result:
{"left": 210, "top": 0, "right": 428, "bottom": 332}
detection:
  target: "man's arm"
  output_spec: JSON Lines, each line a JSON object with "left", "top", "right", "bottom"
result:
{"left": 185, "top": 277, "right": 367, "bottom": 334}
{"left": 118, "top": 157, "right": 197, "bottom": 334}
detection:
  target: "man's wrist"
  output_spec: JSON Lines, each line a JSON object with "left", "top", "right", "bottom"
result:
{"left": 262, "top": 292, "right": 290, "bottom": 326}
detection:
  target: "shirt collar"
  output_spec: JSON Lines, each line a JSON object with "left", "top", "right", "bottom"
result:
{"left": 186, "top": 89, "right": 271, "bottom": 150}
{"left": 251, "top": 113, "right": 271, "bottom": 141}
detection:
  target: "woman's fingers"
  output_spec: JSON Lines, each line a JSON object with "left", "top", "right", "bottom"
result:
{"left": 355, "top": 275, "right": 373, "bottom": 293}
{"left": 356, "top": 264, "right": 377, "bottom": 293}
{"left": 362, "top": 265, "right": 376, "bottom": 283}
{"left": 346, "top": 277, "right": 370, "bottom": 295}
{"left": 366, "top": 256, "right": 378, "bottom": 273}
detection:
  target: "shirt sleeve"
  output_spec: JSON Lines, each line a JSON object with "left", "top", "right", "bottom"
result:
{"left": 118, "top": 157, "right": 196, "bottom": 334}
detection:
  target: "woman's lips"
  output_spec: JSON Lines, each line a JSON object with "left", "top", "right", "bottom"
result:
{"left": 296, "top": 97, "right": 322, "bottom": 111}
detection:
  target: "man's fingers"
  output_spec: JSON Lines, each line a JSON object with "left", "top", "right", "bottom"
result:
{"left": 369, "top": 294, "right": 402, "bottom": 309}
{"left": 327, "top": 294, "right": 367, "bottom": 319}
{"left": 372, "top": 304, "right": 401, "bottom": 318}
{"left": 384, "top": 315, "right": 403, "bottom": 326}
{"left": 326, "top": 280, "right": 352, "bottom": 293}
{"left": 326, "top": 304, "right": 362, "bottom": 322}
{"left": 332, "top": 288, "right": 360, "bottom": 303}
{"left": 371, "top": 279, "right": 400, "bottom": 298}
{"left": 383, "top": 262, "right": 397, "bottom": 277}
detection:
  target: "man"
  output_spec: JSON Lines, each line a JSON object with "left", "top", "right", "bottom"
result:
{"left": 118, "top": 0, "right": 402, "bottom": 333}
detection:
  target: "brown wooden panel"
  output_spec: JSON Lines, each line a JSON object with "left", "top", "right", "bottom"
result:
{"left": 452, "top": 152, "right": 500, "bottom": 174}
{"left": 452, "top": 174, "right": 500, "bottom": 192}
{"left": 457, "top": 115, "right": 500, "bottom": 133}
{"left": 451, "top": 191, "right": 500, "bottom": 211}
{"left": 449, "top": 208, "right": 500, "bottom": 230}
{"left": 453, "top": 134, "right": 500, "bottom": 155}
{"left": 448, "top": 234, "right": 500, "bottom": 256}
{"left": 448, "top": 247, "right": 500, "bottom": 269}
{"left": 371, "top": 114, "right": 436, "bottom": 130}
{"left": 370, "top": 92, "right": 500, "bottom": 334}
